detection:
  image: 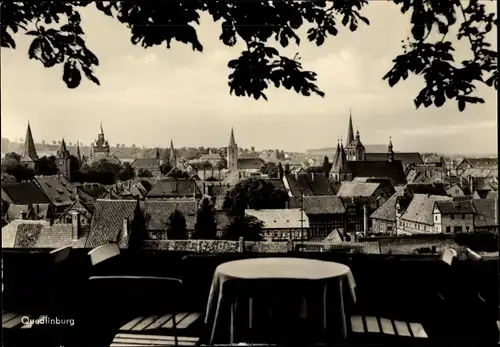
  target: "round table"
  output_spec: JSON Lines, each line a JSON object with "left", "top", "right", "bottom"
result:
{"left": 204, "top": 258, "right": 357, "bottom": 344}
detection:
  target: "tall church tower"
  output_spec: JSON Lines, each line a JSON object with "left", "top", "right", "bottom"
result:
{"left": 388, "top": 137, "right": 395, "bottom": 162}
{"left": 57, "top": 138, "right": 72, "bottom": 180}
{"left": 20, "top": 121, "right": 40, "bottom": 174}
{"left": 227, "top": 127, "right": 239, "bottom": 172}
{"left": 169, "top": 140, "right": 177, "bottom": 168}
{"left": 344, "top": 109, "right": 365, "bottom": 161}
{"left": 330, "top": 140, "right": 352, "bottom": 182}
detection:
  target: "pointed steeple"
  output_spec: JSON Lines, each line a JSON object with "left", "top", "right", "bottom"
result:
{"left": 22, "top": 121, "right": 39, "bottom": 161}
{"left": 346, "top": 108, "right": 354, "bottom": 145}
{"left": 76, "top": 140, "right": 82, "bottom": 163}
{"left": 330, "top": 140, "right": 341, "bottom": 173}
{"left": 338, "top": 142, "right": 351, "bottom": 172}
{"left": 169, "top": 140, "right": 177, "bottom": 168}
{"left": 355, "top": 130, "right": 360, "bottom": 141}
{"left": 100, "top": 121, "right": 104, "bottom": 135}
{"left": 388, "top": 137, "right": 394, "bottom": 162}
{"left": 229, "top": 127, "right": 236, "bottom": 147}
{"left": 156, "top": 147, "right": 160, "bottom": 160}
{"left": 57, "top": 138, "right": 70, "bottom": 158}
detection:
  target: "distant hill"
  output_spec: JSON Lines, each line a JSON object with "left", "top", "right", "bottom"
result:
{"left": 307, "top": 144, "right": 389, "bottom": 157}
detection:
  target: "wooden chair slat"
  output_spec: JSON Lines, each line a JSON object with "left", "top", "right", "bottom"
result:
{"left": 111, "top": 342, "right": 196, "bottom": 347}
{"left": 162, "top": 312, "right": 189, "bottom": 329}
{"left": 120, "top": 317, "right": 145, "bottom": 331}
{"left": 115, "top": 334, "right": 199, "bottom": 342}
{"left": 2, "top": 313, "right": 19, "bottom": 325}
{"left": 379, "top": 318, "right": 395, "bottom": 335}
{"left": 131, "top": 315, "right": 160, "bottom": 331}
{"left": 3, "top": 314, "right": 28, "bottom": 329}
{"left": 113, "top": 337, "right": 198, "bottom": 346}
{"left": 497, "top": 320, "right": 499, "bottom": 331}
{"left": 365, "top": 316, "right": 380, "bottom": 333}
{"left": 144, "top": 314, "right": 173, "bottom": 330}
{"left": 176, "top": 312, "right": 201, "bottom": 329}
{"left": 409, "top": 322, "right": 428, "bottom": 338}
{"left": 393, "top": 320, "right": 411, "bottom": 337}
{"left": 350, "top": 315, "right": 364, "bottom": 333}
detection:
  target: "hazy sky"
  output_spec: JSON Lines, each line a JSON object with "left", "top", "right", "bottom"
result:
{"left": 1, "top": 2, "right": 497, "bottom": 155}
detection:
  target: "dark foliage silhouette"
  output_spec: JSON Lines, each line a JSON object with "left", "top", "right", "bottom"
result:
{"left": 165, "top": 209, "right": 188, "bottom": 240}
{"left": 76, "top": 158, "right": 123, "bottom": 184}
{"left": 222, "top": 177, "right": 289, "bottom": 215}
{"left": 306, "top": 166, "right": 325, "bottom": 174}
{"left": 1, "top": 1, "right": 496, "bottom": 110}
{"left": 193, "top": 197, "right": 218, "bottom": 240}
{"left": 260, "top": 162, "right": 279, "bottom": 178}
{"left": 221, "top": 215, "right": 264, "bottom": 241}
{"left": 166, "top": 168, "right": 189, "bottom": 179}
{"left": 117, "top": 162, "right": 135, "bottom": 181}
{"left": 137, "top": 168, "right": 153, "bottom": 178}
{"left": 1, "top": 152, "right": 35, "bottom": 181}
{"left": 322, "top": 156, "right": 332, "bottom": 175}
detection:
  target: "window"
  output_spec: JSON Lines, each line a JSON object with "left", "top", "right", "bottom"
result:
{"left": 387, "top": 225, "right": 393, "bottom": 231}
{"left": 66, "top": 217, "right": 72, "bottom": 224}
{"left": 451, "top": 214, "right": 454, "bottom": 220}
{"left": 434, "top": 215, "right": 438, "bottom": 221}
{"left": 454, "top": 226, "right": 462, "bottom": 233}
{"left": 466, "top": 226, "right": 470, "bottom": 232}
{"left": 455, "top": 189, "right": 459, "bottom": 195}
{"left": 445, "top": 226, "right": 451, "bottom": 233}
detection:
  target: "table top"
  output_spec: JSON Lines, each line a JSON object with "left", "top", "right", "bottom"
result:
{"left": 215, "top": 258, "right": 352, "bottom": 280}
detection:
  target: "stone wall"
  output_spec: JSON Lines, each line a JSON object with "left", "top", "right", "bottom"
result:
{"left": 141, "top": 239, "right": 380, "bottom": 254}
{"left": 359, "top": 235, "right": 463, "bottom": 255}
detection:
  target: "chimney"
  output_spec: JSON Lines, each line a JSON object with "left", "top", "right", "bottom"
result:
{"left": 469, "top": 175, "right": 473, "bottom": 194}
{"left": 123, "top": 218, "right": 129, "bottom": 238}
{"left": 20, "top": 210, "right": 27, "bottom": 220}
{"left": 71, "top": 211, "right": 81, "bottom": 240}
{"left": 295, "top": 172, "right": 298, "bottom": 180}
{"left": 238, "top": 236, "right": 244, "bottom": 252}
{"left": 363, "top": 204, "right": 368, "bottom": 237}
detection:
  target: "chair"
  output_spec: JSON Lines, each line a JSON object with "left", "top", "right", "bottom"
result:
{"left": 80, "top": 275, "right": 202, "bottom": 347}
{"left": 2, "top": 245, "right": 73, "bottom": 347}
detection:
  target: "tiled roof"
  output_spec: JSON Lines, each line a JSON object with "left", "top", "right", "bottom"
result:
{"left": 323, "top": 229, "right": 343, "bottom": 243}
{"left": 245, "top": 208, "right": 310, "bottom": 228}
{"left": 462, "top": 157, "right": 498, "bottom": 169}
{"left": 238, "top": 158, "right": 265, "bottom": 170}
{"left": 370, "top": 188, "right": 405, "bottom": 222}
{"left": 405, "top": 183, "right": 448, "bottom": 196}
{"left": 289, "top": 196, "right": 346, "bottom": 215}
{"left": 336, "top": 182, "right": 381, "bottom": 198}
{"left": 266, "top": 178, "right": 286, "bottom": 190}
{"left": 1, "top": 182, "right": 49, "bottom": 205}
{"left": 14, "top": 223, "right": 43, "bottom": 248}
{"left": 460, "top": 168, "right": 496, "bottom": 178}
{"left": 2, "top": 220, "right": 49, "bottom": 248}
{"left": 34, "top": 176, "right": 76, "bottom": 206}
{"left": 285, "top": 173, "right": 335, "bottom": 196}
{"left": 365, "top": 152, "right": 424, "bottom": 167}
{"left": 143, "top": 200, "right": 197, "bottom": 231}
{"left": 473, "top": 199, "right": 497, "bottom": 227}
{"left": 5, "top": 203, "right": 52, "bottom": 222}
{"left": 347, "top": 160, "right": 407, "bottom": 185}
{"left": 147, "top": 178, "right": 202, "bottom": 198}
{"left": 55, "top": 200, "right": 93, "bottom": 224}
{"left": 131, "top": 158, "right": 160, "bottom": 169}
{"left": 75, "top": 183, "right": 108, "bottom": 199}
{"left": 400, "top": 194, "right": 452, "bottom": 225}
{"left": 435, "top": 200, "right": 475, "bottom": 214}
{"left": 86, "top": 199, "right": 138, "bottom": 248}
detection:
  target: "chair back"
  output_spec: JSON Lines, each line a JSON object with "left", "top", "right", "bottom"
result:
{"left": 441, "top": 248, "right": 457, "bottom": 266}
{"left": 83, "top": 275, "right": 184, "bottom": 344}
{"left": 466, "top": 248, "right": 483, "bottom": 262}
{"left": 51, "top": 245, "right": 73, "bottom": 264}
{"left": 88, "top": 243, "right": 121, "bottom": 266}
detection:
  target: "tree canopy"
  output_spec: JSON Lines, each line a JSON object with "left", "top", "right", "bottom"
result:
{"left": 221, "top": 215, "right": 264, "bottom": 241}
{"left": 193, "top": 196, "right": 218, "bottom": 240}
{"left": 165, "top": 209, "right": 188, "bottom": 240}
{"left": 1, "top": 0, "right": 496, "bottom": 111}
{"left": 222, "top": 177, "right": 289, "bottom": 215}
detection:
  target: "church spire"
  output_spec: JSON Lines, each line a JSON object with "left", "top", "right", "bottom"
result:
{"left": 346, "top": 108, "right": 354, "bottom": 145}
{"left": 23, "top": 121, "right": 39, "bottom": 160}
{"left": 388, "top": 137, "right": 394, "bottom": 162}
{"left": 331, "top": 140, "right": 341, "bottom": 170}
{"left": 76, "top": 140, "right": 82, "bottom": 163}
{"left": 229, "top": 127, "right": 237, "bottom": 147}
{"left": 100, "top": 121, "right": 104, "bottom": 136}
{"left": 169, "top": 140, "right": 177, "bottom": 168}
{"left": 58, "top": 138, "right": 70, "bottom": 158}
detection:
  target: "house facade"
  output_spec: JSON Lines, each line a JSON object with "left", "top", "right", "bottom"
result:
{"left": 245, "top": 209, "right": 310, "bottom": 241}
{"left": 432, "top": 200, "right": 476, "bottom": 234}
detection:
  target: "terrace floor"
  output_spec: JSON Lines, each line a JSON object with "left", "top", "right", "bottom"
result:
{"left": 2, "top": 249, "right": 499, "bottom": 346}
